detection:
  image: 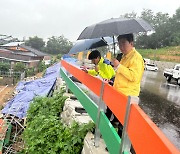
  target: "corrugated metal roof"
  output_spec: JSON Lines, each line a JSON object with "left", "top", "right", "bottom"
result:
{"left": 0, "top": 42, "right": 48, "bottom": 57}
{"left": 0, "top": 42, "right": 24, "bottom": 47}
{"left": 0, "top": 52, "right": 42, "bottom": 62}
{"left": 0, "top": 48, "right": 12, "bottom": 53}
{"left": 20, "top": 45, "right": 48, "bottom": 56}
{"left": 14, "top": 51, "right": 36, "bottom": 56}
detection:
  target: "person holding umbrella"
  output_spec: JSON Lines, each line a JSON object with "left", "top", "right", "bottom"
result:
{"left": 111, "top": 33, "right": 144, "bottom": 139}
{"left": 103, "top": 33, "right": 144, "bottom": 153}
{"left": 113, "top": 33, "right": 144, "bottom": 96}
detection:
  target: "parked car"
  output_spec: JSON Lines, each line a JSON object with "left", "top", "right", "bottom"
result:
{"left": 163, "top": 64, "right": 180, "bottom": 85}
{"left": 145, "top": 63, "right": 158, "bottom": 71}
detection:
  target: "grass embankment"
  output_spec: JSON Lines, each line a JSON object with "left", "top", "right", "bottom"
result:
{"left": 138, "top": 46, "right": 180, "bottom": 63}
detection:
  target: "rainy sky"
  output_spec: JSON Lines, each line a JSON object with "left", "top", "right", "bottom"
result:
{"left": 0, "top": 0, "right": 179, "bottom": 42}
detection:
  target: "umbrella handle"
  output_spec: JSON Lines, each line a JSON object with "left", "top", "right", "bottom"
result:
{"left": 113, "top": 36, "right": 116, "bottom": 56}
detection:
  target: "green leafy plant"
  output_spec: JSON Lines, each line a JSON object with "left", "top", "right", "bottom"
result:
{"left": 13, "top": 62, "right": 26, "bottom": 72}
{"left": 23, "top": 91, "right": 94, "bottom": 154}
{"left": 25, "top": 67, "right": 35, "bottom": 77}
{"left": 38, "top": 61, "right": 47, "bottom": 73}
{"left": 0, "top": 62, "right": 10, "bottom": 72}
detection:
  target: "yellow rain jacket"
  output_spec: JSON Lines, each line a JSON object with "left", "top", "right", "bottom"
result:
{"left": 113, "top": 48, "right": 144, "bottom": 96}
{"left": 88, "top": 57, "right": 115, "bottom": 80}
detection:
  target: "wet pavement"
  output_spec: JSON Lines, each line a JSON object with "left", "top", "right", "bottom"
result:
{"left": 139, "top": 70, "right": 180, "bottom": 149}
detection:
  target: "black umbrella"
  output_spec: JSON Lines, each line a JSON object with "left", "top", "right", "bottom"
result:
{"left": 77, "top": 18, "right": 153, "bottom": 55}
{"left": 77, "top": 18, "right": 154, "bottom": 40}
{"left": 68, "top": 37, "right": 114, "bottom": 54}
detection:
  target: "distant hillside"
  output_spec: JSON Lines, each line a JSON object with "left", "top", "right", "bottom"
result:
{"left": 138, "top": 46, "right": 180, "bottom": 63}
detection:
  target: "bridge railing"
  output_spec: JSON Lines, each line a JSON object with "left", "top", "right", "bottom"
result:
{"left": 60, "top": 60, "right": 179, "bottom": 154}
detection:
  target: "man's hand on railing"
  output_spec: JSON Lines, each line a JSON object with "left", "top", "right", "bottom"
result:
{"left": 103, "top": 78, "right": 109, "bottom": 83}
{"left": 103, "top": 79, "right": 114, "bottom": 86}
{"left": 81, "top": 68, "right": 88, "bottom": 73}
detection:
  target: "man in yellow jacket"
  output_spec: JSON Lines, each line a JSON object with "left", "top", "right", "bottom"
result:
{"left": 82, "top": 50, "right": 115, "bottom": 82}
{"left": 112, "top": 34, "right": 144, "bottom": 97}
{"left": 111, "top": 33, "right": 144, "bottom": 141}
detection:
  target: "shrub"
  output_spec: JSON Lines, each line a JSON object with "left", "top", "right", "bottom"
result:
{"left": 23, "top": 91, "right": 94, "bottom": 154}
{"left": 0, "top": 62, "right": 10, "bottom": 72}
{"left": 14, "top": 62, "right": 26, "bottom": 72}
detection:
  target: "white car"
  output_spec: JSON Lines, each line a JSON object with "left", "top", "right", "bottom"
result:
{"left": 145, "top": 64, "right": 158, "bottom": 71}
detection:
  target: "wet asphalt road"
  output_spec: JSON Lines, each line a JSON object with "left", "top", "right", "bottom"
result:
{"left": 139, "top": 70, "right": 180, "bottom": 149}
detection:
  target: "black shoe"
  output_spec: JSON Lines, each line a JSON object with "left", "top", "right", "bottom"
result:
{"left": 112, "top": 121, "right": 119, "bottom": 128}
{"left": 130, "top": 145, "right": 136, "bottom": 154}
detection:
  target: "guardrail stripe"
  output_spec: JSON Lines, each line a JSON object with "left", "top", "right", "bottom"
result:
{"left": 60, "top": 68, "right": 97, "bottom": 121}
{"left": 99, "top": 111, "right": 121, "bottom": 154}
{"left": 127, "top": 104, "right": 179, "bottom": 154}
{"left": 103, "top": 83, "right": 128, "bottom": 124}
{"left": 60, "top": 68, "right": 121, "bottom": 154}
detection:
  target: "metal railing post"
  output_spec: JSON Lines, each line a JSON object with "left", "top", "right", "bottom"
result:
{"left": 65, "top": 70, "right": 70, "bottom": 93}
{"left": 94, "top": 81, "right": 105, "bottom": 147}
{"left": 119, "top": 96, "right": 139, "bottom": 154}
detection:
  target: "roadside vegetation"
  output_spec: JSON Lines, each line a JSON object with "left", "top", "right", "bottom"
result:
{"left": 21, "top": 90, "right": 95, "bottom": 153}
{"left": 138, "top": 46, "right": 180, "bottom": 63}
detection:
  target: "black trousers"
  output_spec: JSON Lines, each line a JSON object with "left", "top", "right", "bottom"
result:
{"left": 105, "top": 77, "right": 123, "bottom": 137}
{"left": 105, "top": 78, "right": 136, "bottom": 153}
{"left": 105, "top": 107, "right": 123, "bottom": 137}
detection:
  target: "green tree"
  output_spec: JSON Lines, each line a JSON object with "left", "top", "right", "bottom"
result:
{"left": 0, "top": 62, "right": 10, "bottom": 72}
{"left": 38, "top": 61, "right": 47, "bottom": 72}
{"left": 121, "top": 11, "right": 137, "bottom": 18}
{"left": 13, "top": 62, "right": 26, "bottom": 72}
{"left": 140, "top": 9, "right": 155, "bottom": 27}
{"left": 153, "top": 12, "right": 169, "bottom": 28}
{"left": 136, "top": 9, "right": 177, "bottom": 48}
{"left": 56, "top": 54, "right": 62, "bottom": 59}
{"left": 25, "top": 36, "right": 45, "bottom": 50}
{"left": 168, "top": 7, "right": 180, "bottom": 46}
{"left": 25, "top": 67, "right": 35, "bottom": 77}
{"left": 45, "top": 35, "right": 73, "bottom": 55}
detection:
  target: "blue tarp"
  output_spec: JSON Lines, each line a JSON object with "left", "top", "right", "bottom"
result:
{"left": 2, "top": 63, "right": 60, "bottom": 119}
{"left": 2, "top": 91, "right": 35, "bottom": 119}
{"left": 60, "top": 55, "right": 79, "bottom": 75}
{"left": 62, "top": 56, "right": 78, "bottom": 66}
